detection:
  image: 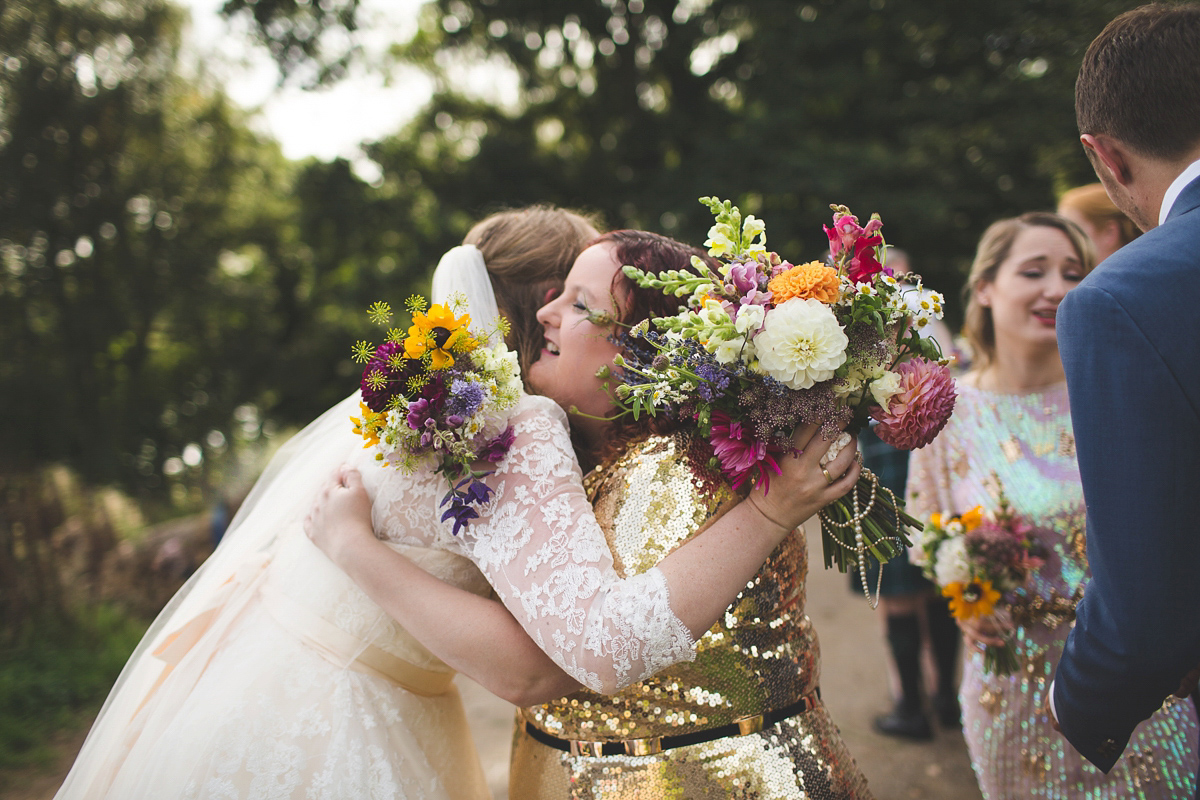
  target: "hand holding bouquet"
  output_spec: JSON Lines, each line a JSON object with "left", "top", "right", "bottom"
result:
{"left": 910, "top": 486, "right": 1049, "bottom": 675}
{"left": 616, "top": 197, "right": 957, "bottom": 596}
{"left": 349, "top": 296, "right": 523, "bottom": 533}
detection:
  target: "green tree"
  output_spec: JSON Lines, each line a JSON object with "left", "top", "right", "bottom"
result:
{"left": 0, "top": 0, "right": 431, "bottom": 503}
{"left": 233, "top": 0, "right": 1142, "bottom": 321}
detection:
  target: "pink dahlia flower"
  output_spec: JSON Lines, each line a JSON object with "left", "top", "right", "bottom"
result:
{"left": 871, "top": 357, "right": 956, "bottom": 450}
{"left": 708, "top": 410, "right": 782, "bottom": 491}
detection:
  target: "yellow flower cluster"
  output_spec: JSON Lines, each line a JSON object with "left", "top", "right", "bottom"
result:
{"left": 350, "top": 402, "right": 385, "bottom": 448}
{"left": 403, "top": 304, "right": 476, "bottom": 369}
{"left": 767, "top": 261, "right": 841, "bottom": 304}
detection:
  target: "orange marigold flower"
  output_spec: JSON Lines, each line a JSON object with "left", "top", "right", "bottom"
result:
{"left": 942, "top": 579, "right": 1002, "bottom": 620}
{"left": 767, "top": 260, "right": 840, "bottom": 304}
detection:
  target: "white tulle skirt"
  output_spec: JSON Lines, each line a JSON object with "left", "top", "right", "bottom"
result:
{"left": 100, "top": 600, "right": 488, "bottom": 800}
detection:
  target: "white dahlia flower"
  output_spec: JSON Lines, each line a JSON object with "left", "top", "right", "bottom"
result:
{"left": 753, "top": 297, "right": 848, "bottom": 389}
{"left": 933, "top": 536, "right": 972, "bottom": 587}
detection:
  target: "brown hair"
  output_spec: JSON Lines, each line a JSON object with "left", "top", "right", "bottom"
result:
{"left": 585, "top": 230, "right": 718, "bottom": 469}
{"left": 963, "top": 212, "right": 1096, "bottom": 370}
{"left": 1058, "top": 183, "right": 1141, "bottom": 248}
{"left": 1076, "top": 3, "right": 1200, "bottom": 160}
{"left": 464, "top": 206, "right": 601, "bottom": 387}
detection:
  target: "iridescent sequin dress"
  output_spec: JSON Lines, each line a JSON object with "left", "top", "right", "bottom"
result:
{"left": 908, "top": 382, "right": 1198, "bottom": 799}
{"left": 510, "top": 433, "right": 873, "bottom": 800}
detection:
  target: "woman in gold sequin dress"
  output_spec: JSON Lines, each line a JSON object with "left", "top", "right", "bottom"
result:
{"left": 907, "top": 212, "right": 1198, "bottom": 799}
{"left": 310, "top": 231, "right": 874, "bottom": 799}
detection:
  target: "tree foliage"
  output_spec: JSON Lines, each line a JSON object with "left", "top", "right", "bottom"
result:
{"left": 0, "top": 0, "right": 435, "bottom": 500}
{"left": 2, "top": 0, "right": 1149, "bottom": 499}
{"left": 399, "top": 0, "right": 1143, "bottom": 308}
{"left": 234, "top": 0, "right": 1141, "bottom": 317}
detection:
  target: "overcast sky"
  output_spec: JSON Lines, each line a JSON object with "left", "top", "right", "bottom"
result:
{"left": 179, "top": 0, "right": 432, "bottom": 169}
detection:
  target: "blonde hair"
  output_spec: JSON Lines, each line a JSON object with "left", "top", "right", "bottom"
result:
{"left": 1058, "top": 183, "right": 1141, "bottom": 248}
{"left": 963, "top": 212, "right": 1096, "bottom": 370}
{"left": 464, "top": 206, "right": 601, "bottom": 385}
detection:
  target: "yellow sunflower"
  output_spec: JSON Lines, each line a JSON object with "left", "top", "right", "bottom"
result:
{"left": 404, "top": 304, "right": 473, "bottom": 369}
{"left": 942, "top": 579, "right": 1002, "bottom": 620}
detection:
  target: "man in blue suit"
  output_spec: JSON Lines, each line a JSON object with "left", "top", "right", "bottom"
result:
{"left": 1051, "top": 2, "right": 1200, "bottom": 779}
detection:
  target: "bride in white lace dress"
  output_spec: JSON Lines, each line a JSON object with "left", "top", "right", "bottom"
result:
{"left": 55, "top": 211, "right": 859, "bottom": 800}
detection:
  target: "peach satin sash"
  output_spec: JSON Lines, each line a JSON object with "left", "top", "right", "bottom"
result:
{"left": 260, "top": 584, "right": 454, "bottom": 696}
{"left": 147, "top": 552, "right": 453, "bottom": 712}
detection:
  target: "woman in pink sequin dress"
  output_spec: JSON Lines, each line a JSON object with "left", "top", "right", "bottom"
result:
{"left": 907, "top": 212, "right": 1198, "bottom": 799}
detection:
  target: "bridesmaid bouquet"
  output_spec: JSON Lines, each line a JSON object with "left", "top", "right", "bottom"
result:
{"left": 910, "top": 488, "right": 1050, "bottom": 675}
{"left": 349, "top": 296, "right": 523, "bottom": 533}
{"left": 615, "top": 197, "right": 957, "bottom": 590}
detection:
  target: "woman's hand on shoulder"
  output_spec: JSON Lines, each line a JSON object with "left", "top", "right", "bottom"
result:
{"left": 744, "top": 423, "right": 861, "bottom": 540}
{"left": 304, "top": 465, "right": 378, "bottom": 567}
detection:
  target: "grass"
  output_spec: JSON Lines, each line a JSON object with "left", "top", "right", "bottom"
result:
{"left": 0, "top": 605, "right": 148, "bottom": 770}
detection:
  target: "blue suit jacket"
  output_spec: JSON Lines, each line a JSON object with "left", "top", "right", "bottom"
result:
{"left": 1053, "top": 175, "right": 1200, "bottom": 772}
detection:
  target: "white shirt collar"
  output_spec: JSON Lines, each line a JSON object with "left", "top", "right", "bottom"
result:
{"left": 1158, "top": 157, "right": 1200, "bottom": 226}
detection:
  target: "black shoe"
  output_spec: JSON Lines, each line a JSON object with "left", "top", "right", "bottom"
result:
{"left": 933, "top": 692, "right": 961, "bottom": 729}
{"left": 873, "top": 704, "right": 933, "bottom": 740}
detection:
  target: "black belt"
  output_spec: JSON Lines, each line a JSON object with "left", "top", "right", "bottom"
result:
{"left": 523, "top": 689, "right": 820, "bottom": 758}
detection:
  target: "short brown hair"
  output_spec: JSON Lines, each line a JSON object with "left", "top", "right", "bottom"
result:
{"left": 963, "top": 212, "right": 1096, "bottom": 370}
{"left": 1076, "top": 3, "right": 1200, "bottom": 160}
{"left": 464, "top": 206, "right": 601, "bottom": 387}
{"left": 1058, "top": 183, "right": 1141, "bottom": 248}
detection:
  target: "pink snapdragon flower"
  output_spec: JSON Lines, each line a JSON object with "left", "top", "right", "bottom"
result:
{"left": 871, "top": 357, "right": 957, "bottom": 449}
{"left": 847, "top": 234, "right": 884, "bottom": 283}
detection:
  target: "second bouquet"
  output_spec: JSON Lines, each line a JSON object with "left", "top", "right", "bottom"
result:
{"left": 615, "top": 197, "right": 956, "bottom": 594}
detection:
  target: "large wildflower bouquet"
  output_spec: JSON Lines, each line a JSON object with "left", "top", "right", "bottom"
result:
{"left": 910, "top": 487, "right": 1050, "bottom": 675}
{"left": 350, "top": 296, "right": 523, "bottom": 533}
{"left": 616, "top": 197, "right": 956, "bottom": 592}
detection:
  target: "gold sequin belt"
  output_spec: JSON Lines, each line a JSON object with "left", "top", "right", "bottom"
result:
{"left": 524, "top": 689, "right": 820, "bottom": 757}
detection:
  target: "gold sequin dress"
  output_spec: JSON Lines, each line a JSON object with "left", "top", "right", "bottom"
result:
{"left": 908, "top": 382, "right": 1199, "bottom": 799}
{"left": 510, "top": 433, "right": 873, "bottom": 800}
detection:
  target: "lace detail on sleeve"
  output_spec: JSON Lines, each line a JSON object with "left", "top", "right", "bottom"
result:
{"left": 582, "top": 568, "right": 696, "bottom": 687}
{"left": 450, "top": 395, "right": 697, "bottom": 694}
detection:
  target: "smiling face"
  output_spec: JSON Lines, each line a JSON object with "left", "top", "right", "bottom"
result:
{"left": 976, "top": 224, "right": 1084, "bottom": 356}
{"left": 527, "top": 242, "right": 627, "bottom": 444}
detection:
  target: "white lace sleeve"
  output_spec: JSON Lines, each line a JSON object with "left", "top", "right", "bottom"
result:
{"left": 446, "top": 395, "right": 696, "bottom": 694}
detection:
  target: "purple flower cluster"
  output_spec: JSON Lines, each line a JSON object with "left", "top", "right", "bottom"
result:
{"left": 446, "top": 378, "right": 485, "bottom": 420}
{"left": 441, "top": 476, "right": 495, "bottom": 535}
{"left": 361, "top": 341, "right": 422, "bottom": 413}
{"left": 721, "top": 258, "right": 773, "bottom": 320}
{"left": 479, "top": 426, "right": 515, "bottom": 463}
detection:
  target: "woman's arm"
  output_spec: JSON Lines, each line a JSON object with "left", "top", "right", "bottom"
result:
{"left": 306, "top": 470, "right": 581, "bottom": 706}
{"left": 308, "top": 398, "right": 859, "bottom": 698}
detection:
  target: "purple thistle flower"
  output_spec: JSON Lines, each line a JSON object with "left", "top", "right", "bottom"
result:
{"left": 446, "top": 378, "right": 485, "bottom": 419}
